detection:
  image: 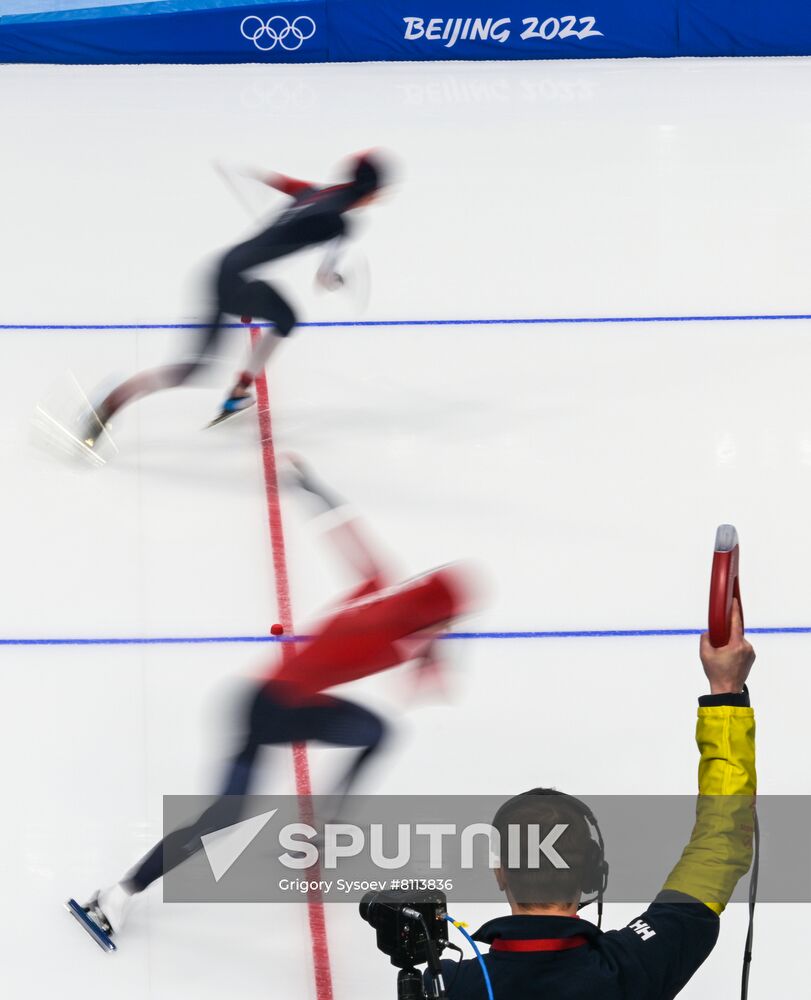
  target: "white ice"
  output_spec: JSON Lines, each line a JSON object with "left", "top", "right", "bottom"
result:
{"left": 0, "top": 56, "right": 809, "bottom": 998}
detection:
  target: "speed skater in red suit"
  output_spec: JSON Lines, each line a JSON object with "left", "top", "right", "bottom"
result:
{"left": 68, "top": 458, "right": 482, "bottom": 947}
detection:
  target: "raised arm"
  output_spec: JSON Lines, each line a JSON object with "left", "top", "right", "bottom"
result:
{"left": 662, "top": 598, "right": 756, "bottom": 911}
{"left": 287, "top": 457, "right": 392, "bottom": 586}
{"left": 603, "top": 599, "right": 756, "bottom": 997}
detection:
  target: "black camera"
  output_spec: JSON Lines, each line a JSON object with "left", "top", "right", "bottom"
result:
{"left": 360, "top": 888, "right": 449, "bottom": 967}
{"left": 360, "top": 889, "right": 450, "bottom": 998}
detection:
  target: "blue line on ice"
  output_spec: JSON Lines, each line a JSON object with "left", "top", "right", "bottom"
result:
{"left": 3, "top": 313, "right": 811, "bottom": 331}
{"left": 0, "top": 627, "right": 808, "bottom": 646}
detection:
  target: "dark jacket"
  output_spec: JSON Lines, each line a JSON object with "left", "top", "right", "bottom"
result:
{"left": 439, "top": 894, "right": 718, "bottom": 999}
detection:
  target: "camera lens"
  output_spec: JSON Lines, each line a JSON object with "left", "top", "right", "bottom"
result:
{"left": 359, "top": 891, "right": 376, "bottom": 922}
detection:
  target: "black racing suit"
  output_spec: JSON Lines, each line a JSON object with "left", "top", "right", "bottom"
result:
{"left": 202, "top": 180, "right": 359, "bottom": 353}
{"left": 95, "top": 179, "right": 360, "bottom": 425}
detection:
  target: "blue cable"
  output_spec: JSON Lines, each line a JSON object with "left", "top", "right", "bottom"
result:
{"left": 444, "top": 914, "right": 494, "bottom": 1000}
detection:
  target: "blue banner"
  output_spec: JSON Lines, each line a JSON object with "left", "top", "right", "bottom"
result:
{"left": 681, "top": 1, "right": 811, "bottom": 57}
{"left": 1, "top": 0, "right": 811, "bottom": 63}
{"left": 328, "top": 2, "right": 678, "bottom": 60}
{"left": 0, "top": 0, "right": 327, "bottom": 62}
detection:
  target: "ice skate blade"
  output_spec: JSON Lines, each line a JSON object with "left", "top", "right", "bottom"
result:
{"left": 66, "top": 898, "right": 117, "bottom": 952}
{"left": 32, "top": 372, "right": 118, "bottom": 468}
{"left": 205, "top": 401, "right": 256, "bottom": 429}
{"left": 33, "top": 405, "right": 110, "bottom": 467}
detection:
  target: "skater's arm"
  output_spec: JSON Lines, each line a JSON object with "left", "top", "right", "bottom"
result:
{"left": 263, "top": 172, "right": 314, "bottom": 197}
{"left": 410, "top": 635, "right": 449, "bottom": 693}
{"left": 323, "top": 511, "right": 392, "bottom": 587}
{"left": 216, "top": 162, "right": 314, "bottom": 199}
{"left": 316, "top": 238, "right": 345, "bottom": 291}
{"left": 289, "top": 458, "right": 393, "bottom": 585}
{"left": 289, "top": 457, "right": 346, "bottom": 514}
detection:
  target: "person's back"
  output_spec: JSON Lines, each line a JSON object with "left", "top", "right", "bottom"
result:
{"left": 265, "top": 177, "right": 360, "bottom": 249}
{"left": 439, "top": 598, "right": 756, "bottom": 999}
{"left": 444, "top": 899, "right": 720, "bottom": 999}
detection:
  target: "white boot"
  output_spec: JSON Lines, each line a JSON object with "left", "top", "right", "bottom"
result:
{"left": 92, "top": 882, "right": 134, "bottom": 936}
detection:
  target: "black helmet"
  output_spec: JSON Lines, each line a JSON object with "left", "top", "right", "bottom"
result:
{"left": 350, "top": 151, "right": 385, "bottom": 198}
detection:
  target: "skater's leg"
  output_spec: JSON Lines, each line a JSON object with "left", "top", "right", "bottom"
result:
{"left": 240, "top": 281, "right": 296, "bottom": 378}
{"left": 216, "top": 321, "right": 286, "bottom": 417}
{"left": 122, "top": 688, "right": 293, "bottom": 892}
{"left": 124, "top": 740, "right": 260, "bottom": 894}
{"left": 261, "top": 695, "right": 387, "bottom": 811}
{"left": 89, "top": 300, "right": 229, "bottom": 438}
{"left": 216, "top": 282, "right": 296, "bottom": 415}
{"left": 216, "top": 237, "right": 296, "bottom": 342}
{"left": 93, "top": 360, "right": 201, "bottom": 430}
{"left": 330, "top": 744, "right": 382, "bottom": 803}
{"left": 72, "top": 741, "right": 259, "bottom": 944}
{"left": 72, "top": 683, "right": 276, "bottom": 946}
{"left": 95, "top": 237, "right": 281, "bottom": 433}
{"left": 78, "top": 689, "right": 385, "bottom": 943}
{"left": 315, "top": 700, "right": 387, "bottom": 803}
{"left": 242, "top": 689, "right": 387, "bottom": 826}
{"left": 243, "top": 686, "right": 386, "bottom": 797}
{"left": 243, "top": 320, "right": 285, "bottom": 378}
{"left": 121, "top": 683, "right": 277, "bottom": 897}
{"left": 207, "top": 241, "right": 297, "bottom": 420}
{"left": 250, "top": 687, "right": 385, "bottom": 757}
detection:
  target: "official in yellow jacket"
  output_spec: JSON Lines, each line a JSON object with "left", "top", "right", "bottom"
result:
{"left": 440, "top": 598, "right": 756, "bottom": 999}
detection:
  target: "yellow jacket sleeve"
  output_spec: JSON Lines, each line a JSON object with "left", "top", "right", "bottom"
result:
{"left": 661, "top": 704, "right": 756, "bottom": 914}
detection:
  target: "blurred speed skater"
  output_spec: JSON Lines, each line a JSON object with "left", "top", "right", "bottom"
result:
{"left": 67, "top": 458, "right": 483, "bottom": 951}
{"left": 81, "top": 151, "right": 388, "bottom": 443}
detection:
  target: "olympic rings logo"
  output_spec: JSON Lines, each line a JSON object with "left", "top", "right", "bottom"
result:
{"left": 240, "top": 15, "right": 317, "bottom": 52}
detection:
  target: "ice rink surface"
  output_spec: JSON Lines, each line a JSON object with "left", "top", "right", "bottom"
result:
{"left": 1, "top": 55, "right": 810, "bottom": 998}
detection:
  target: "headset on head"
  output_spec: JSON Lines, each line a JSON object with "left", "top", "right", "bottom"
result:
{"left": 524, "top": 789, "right": 609, "bottom": 926}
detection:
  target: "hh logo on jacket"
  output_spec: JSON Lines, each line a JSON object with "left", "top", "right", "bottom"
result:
{"left": 628, "top": 919, "right": 657, "bottom": 942}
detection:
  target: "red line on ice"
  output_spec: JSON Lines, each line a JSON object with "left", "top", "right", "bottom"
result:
{"left": 251, "top": 327, "right": 335, "bottom": 1000}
